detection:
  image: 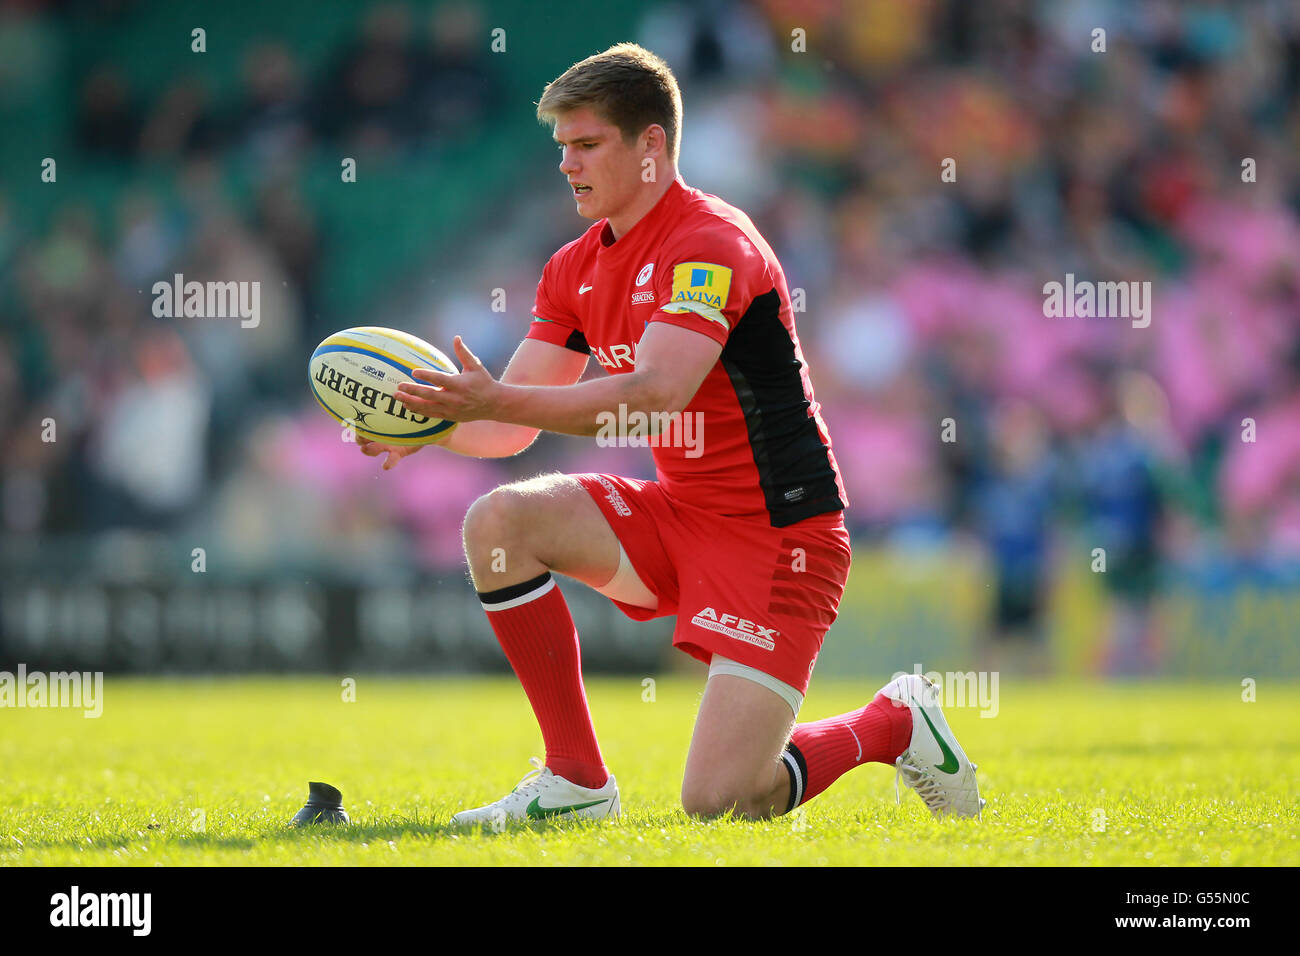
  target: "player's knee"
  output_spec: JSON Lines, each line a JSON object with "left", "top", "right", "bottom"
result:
{"left": 462, "top": 486, "right": 530, "bottom": 566}
{"left": 463, "top": 474, "right": 580, "bottom": 563}
{"left": 680, "top": 779, "right": 752, "bottom": 819}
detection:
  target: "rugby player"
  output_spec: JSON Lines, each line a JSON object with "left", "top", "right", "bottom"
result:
{"left": 359, "top": 44, "right": 982, "bottom": 823}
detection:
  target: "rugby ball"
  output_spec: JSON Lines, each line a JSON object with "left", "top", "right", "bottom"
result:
{"left": 308, "top": 326, "right": 459, "bottom": 445}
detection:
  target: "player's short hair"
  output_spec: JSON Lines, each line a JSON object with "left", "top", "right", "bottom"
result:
{"left": 537, "top": 43, "right": 682, "bottom": 162}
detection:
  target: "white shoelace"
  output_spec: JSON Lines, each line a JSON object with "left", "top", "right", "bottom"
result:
{"left": 895, "top": 753, "right": 984, "bottom": 818}
{"left": 894, "top": 753, "right": 945, "bottom": 812}
{"left": 509, "top": 757, "right": 550, "bottom": 799}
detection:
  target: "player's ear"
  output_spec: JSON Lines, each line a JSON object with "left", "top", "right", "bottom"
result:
{"left": 642, "top": 123, "right": 666, "bottom": 158}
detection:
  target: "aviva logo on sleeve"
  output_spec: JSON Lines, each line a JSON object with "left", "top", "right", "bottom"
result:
{"left": 662, "top": 262, "right": 734, "bottom": 329}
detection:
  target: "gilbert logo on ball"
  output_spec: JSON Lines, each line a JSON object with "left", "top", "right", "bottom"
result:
{"left": 308, "top": 326, "right": 459, "bottom": 445}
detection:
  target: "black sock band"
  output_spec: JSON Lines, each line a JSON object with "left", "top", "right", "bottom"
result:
{"left": 781, "top": 741, "right": 808, "bottom": 814}
{"left": 477, "top": 572, "right": 553, "bottom": 608}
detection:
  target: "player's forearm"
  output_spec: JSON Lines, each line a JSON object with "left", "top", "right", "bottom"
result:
{"left": 438, "top": 419, "right": 540, "bottom": 458}
{"left": 490, "top": 372, "right": 673, "bottom": 438}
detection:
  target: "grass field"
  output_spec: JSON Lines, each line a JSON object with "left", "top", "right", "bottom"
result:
{"left": 1, "top": 676, "right": 1296, "bottom": 866}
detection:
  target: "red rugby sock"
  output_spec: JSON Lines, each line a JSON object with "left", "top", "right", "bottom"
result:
{"left": 781, "top": 693, "right": 912, "bottom": 811}
{"left": 479, "top": 573, "right": 609, "bottom": 790}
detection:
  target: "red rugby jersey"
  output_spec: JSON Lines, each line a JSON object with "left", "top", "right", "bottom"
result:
{"left": 528, "top": 176, "right": 847, "bottom": 527}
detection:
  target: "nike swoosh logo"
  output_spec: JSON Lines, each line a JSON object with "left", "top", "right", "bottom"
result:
{"left": 525, "top": 795, "right": 607, "bottom": 819}
{"left": 578, "top": 284, "right": 593, "bottom": 295}
{"left": 846, "top": 725, "right": 863, "bottom": 763}
{"left": 911, "top": 696, "right": 961, "bottom": 774}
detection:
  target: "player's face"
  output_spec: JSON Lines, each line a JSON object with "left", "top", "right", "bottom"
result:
{"left": 553, "top": 107, "right": 646, "bottom": 223}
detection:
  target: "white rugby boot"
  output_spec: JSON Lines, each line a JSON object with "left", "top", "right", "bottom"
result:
{"left": 450, "top": 757, "right": 620, "bottom": 827}
{"left": 878, "top": 674, "right": 985, "bottom": 820}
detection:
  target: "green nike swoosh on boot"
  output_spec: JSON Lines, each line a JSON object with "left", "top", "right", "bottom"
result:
{"left": 525, "top": 796, "right": 609, "bottom": 819}
{"left": 912, "top": 697, "right": 961, "bottom": 774}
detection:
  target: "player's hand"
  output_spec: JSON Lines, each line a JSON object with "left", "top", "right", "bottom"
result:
{"left": 394, "top": 336, "right": 500, "bottom": 424}
{"left": 357, "top": 438, "right": 424, "bottom": 471}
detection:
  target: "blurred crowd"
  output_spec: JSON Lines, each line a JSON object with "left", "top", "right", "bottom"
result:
{"left": 0, "top": 1, "right": 501, "bottom": 539}
{"left": 77, "top": 3, "right": 500, "bottom": 161}
{"left": 3, "top": 1, "right": 1299, "bottom": 668}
